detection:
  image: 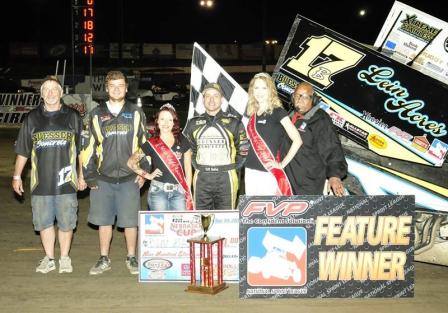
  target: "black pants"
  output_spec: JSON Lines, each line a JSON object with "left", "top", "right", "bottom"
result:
{"left": 193, "top": 170, "right": 238, "bottom": 210}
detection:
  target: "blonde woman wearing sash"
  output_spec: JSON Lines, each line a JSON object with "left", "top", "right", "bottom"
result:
{"left": 128, "top": 104, "right": 193, "bottom": 210}
{"left": 245, "top": 73, "right": 302, "bottom": 196}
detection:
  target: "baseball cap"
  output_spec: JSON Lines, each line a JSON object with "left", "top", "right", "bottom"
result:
{"left": 202, "top": 83, "right": 223, "bottom": 95}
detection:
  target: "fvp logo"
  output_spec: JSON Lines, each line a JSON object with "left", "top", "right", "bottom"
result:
{"left": 241, "top": 200, "right": 309, "bottom": 217}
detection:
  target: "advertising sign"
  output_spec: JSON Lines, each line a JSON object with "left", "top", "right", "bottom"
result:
{"left": 273, "top": 15, "right": 448, "bottom": 167}
{"left": 0, "top": 93, "right": 93, "bottom": 127}
{"left": 239, "top": 195, "right": 415, "bottom": 298}
{"left": 138, "top": 210, "right": 239, "bottom": 283}
{"left": 374, "top": 1, "right": 448, "bottom": 85}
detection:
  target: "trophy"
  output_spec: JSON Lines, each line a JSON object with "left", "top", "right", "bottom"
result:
{"left": 186, "top": 213, "right": 227, "bottom": 294}
{"left": 200, "top": 214, "right": 214, "bottom": 241}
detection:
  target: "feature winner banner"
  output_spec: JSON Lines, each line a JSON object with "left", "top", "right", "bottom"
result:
{"left": 273, "top": 15, "right": 448, "bottom": 167}
{"left": 239, "top": 195, "right": 414, "bottom": 298}
{"left": 138, "top": 210, "right": 239, "bottom": 283}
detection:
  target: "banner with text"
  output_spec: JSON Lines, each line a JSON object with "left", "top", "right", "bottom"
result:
{"left": 374, "top": 1, "right": 448, "bottom": 85}
{"left": 138, "top": 210, "right": 239, "bottom": 283}
{"left": 0, "top": 93, "right": 93, "bottom": 127}
{"left": 239, "top": 195, "right": 414, "bottom": 298}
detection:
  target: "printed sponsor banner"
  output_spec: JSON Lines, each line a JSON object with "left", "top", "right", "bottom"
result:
{"left": 138, "top": 210, "right": 239, "bottom": 283}
{"left": 0, "top": 93, "right": 42, "bottom": 126}
{"left": 374, "top": 1, "right": 448, "bottom": 85}
{"left": 273, "top": 15, "right": 448, "bottom": 166}
{"left": 239, "top": 195, "right": 415, "bottom": 298}
{"left": 0, "top": 93, "right": 94, "bottom": 127}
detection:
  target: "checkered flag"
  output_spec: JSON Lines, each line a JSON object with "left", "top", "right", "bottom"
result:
{"left": 188, "top": 43, "right": 248, "bottom": 121}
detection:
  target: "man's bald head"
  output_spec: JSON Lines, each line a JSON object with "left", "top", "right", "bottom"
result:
{"left": 292, "top": 82, "right": 315, "bottom": 114}
{"left": 294, "top": 82, "right": 314, "bottom": 95}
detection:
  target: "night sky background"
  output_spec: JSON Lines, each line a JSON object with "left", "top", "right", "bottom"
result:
{"left": 1, "top": 0, "right": 446, "bottom": 47}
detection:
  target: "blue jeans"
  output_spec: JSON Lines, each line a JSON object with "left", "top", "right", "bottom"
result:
{"left": 147, "top": 181, "right": 186, "bottom": 211}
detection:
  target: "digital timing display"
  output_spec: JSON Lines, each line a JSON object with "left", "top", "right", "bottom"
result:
{"left": 73, "top": 0, "right": 95, "bottom": 55}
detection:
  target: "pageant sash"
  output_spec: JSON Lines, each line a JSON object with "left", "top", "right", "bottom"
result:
{"left": 148, "top": 137, "right": 194, "bottom": 210}
{"left": 247, "top": 115, "right": 293, "bottom": 196}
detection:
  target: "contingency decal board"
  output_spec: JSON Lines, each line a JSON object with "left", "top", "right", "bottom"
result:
{"left": 138, "top": 210, "right": 239, "bottom": 282}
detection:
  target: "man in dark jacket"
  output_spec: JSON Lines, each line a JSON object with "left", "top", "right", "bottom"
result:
{"left": 284, "top": 82, "right": 347, "bottom": 196}
{"left": 82, "top": 70, "right": 146, "bottom": 275}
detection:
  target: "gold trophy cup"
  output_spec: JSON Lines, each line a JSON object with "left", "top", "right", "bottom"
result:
{"left": 200, "top": 214, "right": 214, "bottom": 241}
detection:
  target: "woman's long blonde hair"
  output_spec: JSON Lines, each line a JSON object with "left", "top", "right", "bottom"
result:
{"left": 246, "top": 72, "right": 282, "bottom": 116}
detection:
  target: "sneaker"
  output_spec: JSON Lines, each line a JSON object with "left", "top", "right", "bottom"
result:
{"left": 59, "top": 256, "right": 73, "bottom": 273}
{"left": 36, "top": 256, "right": 56, "bottom": 274}
{"left": 126, "top": 256, "right": 139, "bottom": 275}
{"left": 89, "top": 256, "right": 111, "bottom": 275}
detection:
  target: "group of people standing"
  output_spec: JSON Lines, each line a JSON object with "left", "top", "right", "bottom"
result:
{"left": 12, "top": 70, "right": 347, "bottom": 275}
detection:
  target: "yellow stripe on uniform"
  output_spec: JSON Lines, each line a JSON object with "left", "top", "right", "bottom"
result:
{"left": 92, "top": 115, "right": 104, "bottom": 168}
{"left": 30, "top": 149, "right": 38, "bottom": 192}
{"left": 133, "top": 111, "right": 141, "bottom": 153}
{"left": 81, "top": 115, "right": 102, "bottom": 169}
{"left": 228, "top": 169, "right": 239, "bottom": 209}
{"left": 193, "top": 170, "right": 199, "bottom": 206}
{"left": 225, "top": 128, "right": 236, "bottom": 163}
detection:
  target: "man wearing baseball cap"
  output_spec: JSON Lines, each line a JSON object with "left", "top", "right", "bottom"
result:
{"left": 184, "top": 82, "right": 249, "bottom": 210}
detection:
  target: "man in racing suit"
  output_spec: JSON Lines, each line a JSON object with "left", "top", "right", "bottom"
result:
{"left": 184, "top": 83, "right": 249, "bottom": 210}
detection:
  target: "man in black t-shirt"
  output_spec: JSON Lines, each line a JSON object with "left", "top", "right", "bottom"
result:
{"left": 12, "top": 77, "right": 86, "bottom": 274}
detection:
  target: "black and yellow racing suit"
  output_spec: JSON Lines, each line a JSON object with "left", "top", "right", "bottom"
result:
{"left": 183, "top": 110, "right": 249, "bottom": 210}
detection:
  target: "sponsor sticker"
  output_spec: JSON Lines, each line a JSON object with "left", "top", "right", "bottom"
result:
{"left": 368, "top": 133, "right": 388, "bottom": 149}
{"left": 143, "top": 258, "right": 173, "bottom": 271}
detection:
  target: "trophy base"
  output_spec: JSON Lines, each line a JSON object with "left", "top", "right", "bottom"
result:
{"left": 185, "top": 282, "right": 228, "bottom": 295}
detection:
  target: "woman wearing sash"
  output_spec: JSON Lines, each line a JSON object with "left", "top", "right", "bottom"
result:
{"left": 127, "top": 103, "right": 193, "bottom": 210}
{"left": 245, "top": 73, "right": 302, "bottom": 196}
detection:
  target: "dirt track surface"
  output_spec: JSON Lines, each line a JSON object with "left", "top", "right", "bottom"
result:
{"left": 1, "top": 128, "right": 448, "bottom": 313}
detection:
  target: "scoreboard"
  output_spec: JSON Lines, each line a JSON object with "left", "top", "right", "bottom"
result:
{"left": 73, "top": 0, "right": 95, "bottom": 55}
